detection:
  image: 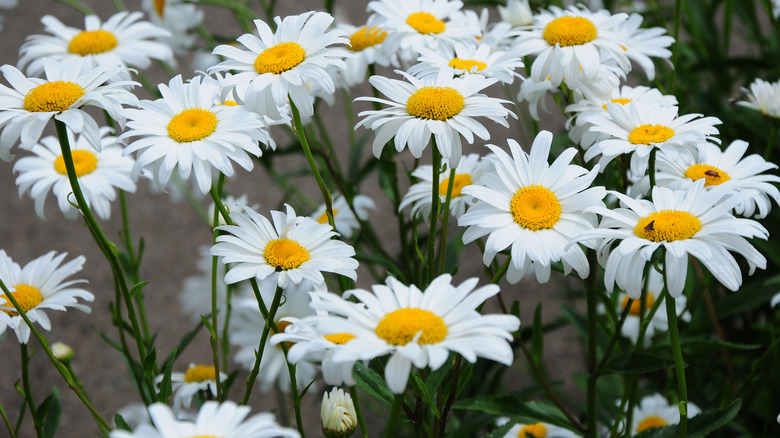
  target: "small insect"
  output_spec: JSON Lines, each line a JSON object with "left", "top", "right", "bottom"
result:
{"left": 704, "top": 170, "right": 720, "bottom": 178}
{"left": 644, "top": 220, "right": 655, "bottom": 232}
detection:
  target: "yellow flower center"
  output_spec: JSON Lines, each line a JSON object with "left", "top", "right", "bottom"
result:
{"left": 316, "top": 209, "right": 338, "bottom": 224}
{"left": 518, "top": 423, "right": 547, "bottom": 438}
{"left": 264, "top": 238, "right": 311, "bottom": 270}
{"left": 438, "top": 173, "right": 472, "bottom": 197}
{"left": 324, "top": 333, "right": 356, "bottom": 344}
{"left": 349, "top": 26, "right": 387, "bottom": 51}
{"left": 448, "top": 58, "right": 487, "bottom": 72}
{"left": 68, "top": 30, "right": 119, "bottom": 56}
{"left": 628, "top": 124, "right": 675, "bottom": 145}
{"left": 684, "top": 164, "right": 731, "bottom": 187}
{"left": 273, "top": 320, "right": 295, "bottom": 349}
{"left": 601, "top": 98, "right": 633, "bottom": 110}
{"left": 636, "top": 415, "right": 668, "bottom": 433}
{"left": 54, "top": 150, "right": 98, "bottom": 177}
{"left": 634, "top": 210, "right": 702, "bottom": 242}
{"left": 407, "top": 86, "right": 464, "bottom": 120}
{"left": 167, "top": 108, "right": 218, "bottom": 143}
{"left": 1, "top": 284, "right": 43, "bottom": 316}
{"left": 221, "top": 100, "right": 239, "bottom": 106}
{"left": 510, "top": 185, "right": 561, "bottom": 231}
{"left": 406, "top": 12, "right": 446, "bottom": 34}
{"left": 622, "top": 293, "right": 655, "bottom": 316}
{"left": 254, "top": 42, "right": 306, "bottom": 75}
{"left": 23, "top": 81, "right": 86, "bottom": 113}
{"left": 183, "top": 364, "right": 216, "bottom": 383}
{"left": 154, "top": 0, "right": 165, "bottom": 17}
{"left": 543, "top": 16, "right": 597, "bottom": 47}
{"left": 374, "top": 308, "right": 447, "bottom": 345}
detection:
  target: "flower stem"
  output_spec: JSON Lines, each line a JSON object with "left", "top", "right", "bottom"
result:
{"left": 427, "top": 143, "right": 442, "bottom": 283}
{"left": 0, "top": 393, "right": 16, "bottom": 438}
{"left": 382, "top": 394, "right": 406, "bottom": 438}
{"left": 209, "top": 177, "right": 227, "bottom": 400}
{"left": 437, "top": 168, "right": 456, "bottom": 275}
{"left": 350, "top": 386, "right": 369, "bottom": 438}
{"left": 664, "top": 286, "right": 688, "bottom": 437}
{"left": 241, "top": 284, "right": 285, "bottom": 405}
{"left": 20, "top": 344, "right": 43, "bottom": 438}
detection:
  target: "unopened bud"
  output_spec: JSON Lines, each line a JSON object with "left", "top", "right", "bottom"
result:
{"left": 498, "top": 0, "right": 534, "bottom": 27}
{"left": 321, "top": 387, "right": 357, "bottom": 438}
{"left": 51, "top": 342, "right": 74, "bottom": 362}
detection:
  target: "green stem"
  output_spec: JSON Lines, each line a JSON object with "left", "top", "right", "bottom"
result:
{"left": 668, "top": 0, "right": 683, "bottom": 94}
{"left": 649, "top": 147, "right": 658, "bottom": 189}
{"left": 437, "top": 168, "right": 456, "bottom": 275}
{"left": 764, "top": 125, "right": 778, "bottom": 161}
{"left": 56, "top": 0, "right": 94, "bottom": 15}
{"left": 586, "top": 250, "right": 598, "bottom": 438}
{"left": 596, "top": 298, "right": 635, "bottom": 370}
{"left": 209, "top": 180, "right": 226, "bottom": 401}
{"left": 20, "top": 344, "right": 43, "bottom": 438}
{"left": 664, "top": 286, "right": 688, "bottom": 437}
{"left": 241, "top": 284, "right": 285, "bottom": 405}
{"left": 350, "top": 386, "right": 369, "bottom": 438}
{"left": 0, "top": 394, "right": 15, "bottom": 438}
{"left": 382, "top": 394, "right": 406, "bottom": 438}
{"left": 427, "top": 144, "right": 442, "bottom": 283}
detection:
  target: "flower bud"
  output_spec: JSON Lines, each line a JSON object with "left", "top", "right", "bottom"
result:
{"left": 51, "top": 342, "right": 74, "bottom": 362}
{"left": 321, "top": 387, "right": 357, "bottom": 438}
{"left": 498, "top": 0, "right": 534, "bottom": 27}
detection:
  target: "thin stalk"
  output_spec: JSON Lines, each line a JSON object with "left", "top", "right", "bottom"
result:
{"left": 649, "top": 147, "right": 658, "bottom": 189}
{"left": 241, "top": 285, "right": 285, "bottom": 405}
{"left": 119, "top": 191, "right": 149, "bottom": 342}
{"left": 437, "top": 168, "right": 456, "bottom": 275}
{"left": 0, "top": 394, "right": 15, "bottom": 438}
{"left": 57, "top": 0, "right": 94, "bottom": 15}
{"left": 343, "top": 88, "right": 358, "bottom": 149}
{"left": 667, "top": 0, "right": 683, "bottom": 94}
{"left": 209, "top": 184, "right": 224, "bottom": 400}
{"left": 427, "top": 144, "right": 442, "bottom": 283}
{"left": 664, "top": 286, "right": 688, "bottom": 437}
{"left": 437, "top": 356, "right": 462, "bottom": 437}
{"left": 764, "top": 125, "right": 778, "bottom": 161}
{"left": 20, "top": 344, "right": 43, "bottom": 438}
{"left": 382, "top": 394, "right": 406, "bottom": 438}
{"left": 586, "top": 272, "right": 598, "bottom": 437}
{"left": 350, "top": 386, "right": 369, "bottom": 438}
{"left": 110, "top": 0, "right": 125, "bottom": 12}
{"left": 596, "top": 298, "right": 635, "bottom": 370}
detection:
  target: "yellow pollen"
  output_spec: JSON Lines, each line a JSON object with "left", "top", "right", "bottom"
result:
{"left": 684, "top": 163, "right": 731, "bottom": 187}
{"left": 634, "top": 210, "right": 702, "bottom": 242}
{"left": 23, "top": 81, "right": 86, "bottom": 113}
{"left": 601, "top": 98, "right": 633, "bottom": 110}
{"left": 448, "top": 58, "right": 487, "bottom": 72}
{"left": 316, "top": 209, "right": 338, "bottom": 224}
{"left": 324, "top": 333, "right": 356, "bottom": 344}
{"left": 518, "top": 423, "right": 547, "bottom": 438}
{"left": 54, "top": 150, "right": 98, "bottom": 177}
{"left": 407, "top": 86, "right": 464, "bottom": 120}
{"left": 636, "top": 416, "right": 668, "bottom": 433}
{"left": 264, "top": 238, "right": 311, "bottom": 270}
{"left": 254, "top": 42, "right": 306, "bottom": 75}
{"left": 221, "top": 100, "right": 239, "bottom": 106}
{"left": 622, "top": 293, "right": 655, "bottom": 316}
{"left": 438, "top": 173, "right": 472, "bottom": 197}
{"left": 68, "top": 30, "right": 118, "bottom": 56}
{"left": 510, "top": 185, "right": 562, "bottom": 231}
{"left": 1, "top": 284, "right": 43, "bottom": 316}
{"left": 154, "top": 0, "right": 165, "bottom": 17}
{"left": 349, "top": 26, "right": 387, "bottom": 51}
{"left": 167, "top": 108, "right": 218, "bottom": 143}
{"left": 375, "top": 308, "right": 447, "bottom": 345}
{"left": 406, "top": 12, "right": 446, "bottom": 34}
{"left": 183, "top": 364, "right": 216, "bottom": 383}
{"left": 628, "top": 124, "right": 675, "bottom": 145}
{"left": 543, "top": 16, "right": 597, "bottom": 47}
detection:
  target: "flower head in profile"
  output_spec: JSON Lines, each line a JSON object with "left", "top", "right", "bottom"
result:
{"left": 0, "top": 59, "right": 137, "bottom": 161}
{"left": 310, "top": 194, "right": 375, "bottom": 239}
{"left": 629, "top": 394, "right": 701, "bottom": 435}
{"left": 13, "top": 127, "right": 136, "bottom": 220}
{"left": 155, "top": 363, "right": 227, "bottom": 415}
{"left": 121, "top": 74, "right": 272, "bottom": 194}
{"left": 211, "top": 204, "right": 358, "bottom": 289}
{"left": 0, "top": 250, "right": 93, "bottom": 344}
{"left": 18, "top": 12, "right": 173, "bottom": 76}
{"left": 737, "top": 77, "right": 780, "bottom": 119}
{"left": 356, "top": 67, "right": 514, "bottom": 167}
{"left": 309, "top": 274, "right": 520, "bottom": 394}
{"left": 210, "top": 12, "right": 348, "bottom": 119}
{"left": 459, "top": 131, "right": 606, "bottom": 284}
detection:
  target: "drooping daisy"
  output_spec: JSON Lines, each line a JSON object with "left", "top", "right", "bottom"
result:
{"left": 18, "top": 12, "right": 174, "bottom": 77}
{"left": 399, "top": 153, "right": 490, "bottom": 219}
{"left": 0, "top": 59, "right": 137, "bottom": 161}
{"left": 311, "top": 274, "right": 520, "bottom": 394}
{"left": 408, "top": 43, "right": 524, "bottom": 84}
{"left": 310, "top": 194, "right": 375, "bottom": 239}
{"left": 337, "top": 23, "right": 395, "bottom": 88}
{"left": 577, "top": 180, "right": 768, "bottom": 298}
{"left": 108, "top": 401, "right": 299, "bottom": 438}
{"left": 366, "top": 0, "right": 478, "bottom": 65}
{"left": 502, "top": 421, "right": 580, "bottom": 438}
{"left": 612, "top": 13, "right": 674, "bottom": 81}
{"left": 511, "top": 5, "right": 630, "bottom": 88}
{"left": 211, "top": 204, "right": 358, "bottom": 289}
{"left": 584, "top": 101, "right": 722, "bottom": 176}
{"left": 0, "top": 250, "right": 93, "bottom": 344}
{"left": 155, "top": 363, "right": 227, "bottom": 415}
{"left": 13, "top": 127, "right": 136, "bottom": 220}
{"left": 628, "top": 394, "right": 701, "bottom": 436}
{"left": 210, "top": 12, "right": 348, "bottom": 119}
{"left": 121, "top": 74, "right": 272, "bottom": 194}
{"left": 356, "top": 67, "right": 514, "bottom": 167}
{"left": 737, "top": 78, "right": 780, "bottom": 119}
{"left": 141, "top": 0, "right": 203, "bottom": 54}
{"left": 459, "top": 131, "right": 606, "bottom": 284}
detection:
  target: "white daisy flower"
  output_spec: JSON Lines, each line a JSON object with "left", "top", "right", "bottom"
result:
{"left": 337, "top": 23, "right": 395, "bottom": 88}
{"left": 155, "top": 363, "right": 227, "bottom": 415}
{"left": 141, "top": 0, "right": 203, "bottom": 54}
{"left": 408, "top": 43, "right": 524, "bottom": 84}
{"left": 459, "top": 131, "right": 606, "bottom": 284}
{"left": 18, "top": 12, "right": 174, "bottom": 76}
{"left": 737, "top": 78, "right": 780, "bottom": 119}
{"left": 356, "top": 67, "right": 514, "bottom": 167}
{"left": 612, "top": 13, "right": 674, "bottom": 80}
{"left": 121, "top": 74, "right": 272, "bottom": 194}
{"left": 109, "top": 401, "right": 299, "bottom": 438}
{"left": 311, "top": 274, "right": 520, "bottom": 394}
{"left": 230, "top": 280, "right": 318, "bottom": 393}
{"left": 210, "top": 12, "right": 349, "bottom": 119}
{"left": 577, "top": 180, "right": 768, "bottom": 298}
{"left": 498, "top": 0, "right": 533, "bottom": 28}
{"left": 366, "top": 0, "right": 478, "bottom": 65}
{"left": 310, "top": 194, "right": 376, "bottom": 239}
{"left": 0, "top": 59, "right": 137, "bottom": 161}
{"left": 399, "top": 153, "right": 490, "bottom": 220}
{"left": 13, "top": 127, "right": 136, "bottom": 220}
{"left": 629, "top": 394, "right": 701, "bottom": 436}
{"left": 208, "top": 194, "right": 260, "bottom": 227}
{"left": 459, "top": 8, "right": 515, "bottom": 51}
{"left": 502, "top": 421, "right": 580, "bottom": 438}
{"left": 211, "top": 204, "right": 358, "bottom": 289}
{"left": 511, "top": 5, "right": 630, "bottom": 88}
{"left": 321, "top": 387, "right": 357, "bottom": 438}
{"left": 0, "top": 250, "right": 93, "bottom": 344}
{"left": 585, "top": 101, "right": 722, "bottom": 176}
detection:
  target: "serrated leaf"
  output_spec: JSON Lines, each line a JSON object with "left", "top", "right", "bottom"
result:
{"left": 37, "top": 387, "right": 60, "bottom": 438}
{"left": 603, "top": 352, "right": 677, "bottom": 375}
{"left": 353, "top": 362, "right": 393, "bottom": 409}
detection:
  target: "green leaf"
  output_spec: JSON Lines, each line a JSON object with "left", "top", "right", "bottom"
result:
{"left": 353, "top": 362, "right": 393, "bottom": 409}
{"left": 635, "top": 399, "right": 741, "bottom": 438}
{"left": 114, "top": 413, "right": 132, "bottom": 431}
{"left": 656, "top": 337, "right": 760, "bottom": 352}
{"left": 142, "top": 348, "right": 157, "bottom": 391}
{"left": 483, "top": 419, "right": 518, "bottom": 438}
{"left": 409, "top": 373, "right": 441, "bottom": 419}
{"left": 714, "top": 274, "right": 780, "bottom": 319}
{"left": 37, "top": 387, "right": 61, "bottom": 438}
{"left": 453, "top": 393, "right": 574, "bottom": 431}
{"left": 157, "top": 348, "right": 176, "bottom": 403}
{"left": 128, "top": 281, "right": 148, "bottom": 300}
{"left": 603, "top": 352, "right": 677, "bottom": 375}
{"left": 531, "top": 303, "right": 544, "bottom": 366}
